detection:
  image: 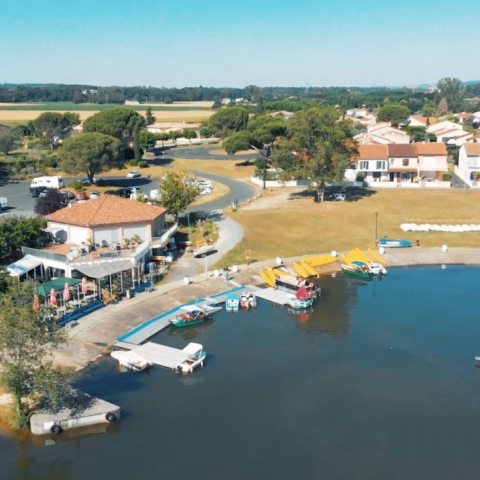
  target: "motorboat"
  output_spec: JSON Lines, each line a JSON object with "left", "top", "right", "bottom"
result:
{"left": 239, "top": 291, "right": 257, "bottom": 309}
{"left": 226, "top": 294, "right": 240, "bottom": 312}
{"left": 285, "top": 285, "right": 312, "bottom": 309}
{"left": 193, "top": 297, "right": 223, "bottom": 316}
{"left": 111, "top": 350, "right": 151, "bottom": 372}
{"left": 341, "top": 264, "right": 373, "bottom": 279}
{"left": 175, "top": 343, "right": 206, "bottom": 374}
{"left": 379, "top": 238, "right": 412, "bottom": 248}
{"left": 192, "top": 244, "right": 217, "bottom": 257}
{"left": 274, "top": 275, "right": 321, "bottom": 301}
{"left": 170, "top": 306, "right": 208, "bottom": 327}
{"left": 351, "top": 260, "right": 387, "bottom": 276}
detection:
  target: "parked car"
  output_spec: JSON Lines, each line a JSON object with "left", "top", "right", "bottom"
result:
{"left": 195, "top": 180, "right": 213, "bottom": 189}
{"left": 29, "top": 186, "right": 49, "bottom": 197}
{"left": 114, "top": 188, "right": 132, "bottom": 198}
{"left": 104, "top": 190, "right": 119, "bottom": 196}
{"left": 75, "top": 192, "right": 88, "bottom": 201}
{"left": 127, "top": 187, "right": 141, "bottom": 194}
{"left": 60, "top": 190, "right": 75, "bottom": 200}
{"left": 89, "top": 191, "right": 101, "bottom": 199}
{"left": 80, "top": 177, "right": 96, "bottom": 185}
{"left": 126, "top": 171, "right": 141, "bottom": 178}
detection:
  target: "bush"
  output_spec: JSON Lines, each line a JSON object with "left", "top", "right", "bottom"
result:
{"left": 42, "top": 156, "right": 58, "bottom": 168}
{"left": 69, "top": 180, "right": 85, "bottom": 192}
{"left": 129, "top": 159, "right": 138, "bottom": 166}
{"left": 138, "top": 160, "right": 149, "bottom": 168}
{"left": 442, "top": 173, "right": 451, "bottom": 181}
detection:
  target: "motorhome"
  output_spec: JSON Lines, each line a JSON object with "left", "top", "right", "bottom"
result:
{"left": 30, "top": 176, "right": 64, "bottom": 190}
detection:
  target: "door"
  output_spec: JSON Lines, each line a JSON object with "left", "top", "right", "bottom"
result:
{"left": 94, "top": 228, "right": 120, "bottom": 246}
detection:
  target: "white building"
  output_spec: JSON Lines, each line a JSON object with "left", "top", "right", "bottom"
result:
{"left": 455, "top": 143, "right": 480, "bottom": 188}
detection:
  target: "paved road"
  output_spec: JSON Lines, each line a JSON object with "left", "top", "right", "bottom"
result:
{"left": 152, "top": 145, "right": 258, "bottom": 160}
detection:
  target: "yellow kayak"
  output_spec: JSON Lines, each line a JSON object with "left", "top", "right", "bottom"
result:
{"left": 301, "top": 259, "right": 319, "bottom": 278}
{"left": 303, "top": 255, "right": 338, "bottom": 267}
{"left": 341, "top": 254, "right": 353, "bottom": 266}
{"left": 258, "top": 269, "right": 274, "bottom": 287}
{"left": 293, "top": 262, "right": 309, "bottom": 278}
{"left": 367, "top": 248, "right": 387, "bottom": 265}
{"left": 351, "top": 248, "right": 372, "bottom": 263}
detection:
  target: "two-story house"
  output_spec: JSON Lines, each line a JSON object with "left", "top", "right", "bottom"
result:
{"left": 455, "top": 143, "right": 480, "bottom": 188}
{"left": 414, "top": 142, "right": 448, "bottom": 182}
{"left": 356, "top": 145, "right": 389, "bottom": 184}
{"left": 387, "top": 144, "right": 418, "bottom": 183}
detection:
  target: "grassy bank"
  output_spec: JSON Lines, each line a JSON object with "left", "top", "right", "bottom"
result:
{"left": 0, "top": 102, "right": 211, "bottom": 111}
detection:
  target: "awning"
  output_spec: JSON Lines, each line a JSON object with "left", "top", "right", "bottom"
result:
{"left": 72, "top": 259, "right": 134, "bottom": 279}
{"left": 36, "top": 278, "right": 81, "bottom": 296}
{"left": 8, "top": 255, "right": 42, "bottom": 277}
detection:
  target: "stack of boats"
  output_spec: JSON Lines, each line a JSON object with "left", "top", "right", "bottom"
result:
{"left": 340, "top": 248, "right": 387, "bottom": 279}
{"left": 401, "top": 223, "right": 480, "bottom": 233}
{"left": 226, "top": 291, "right": 257, "bottom": 312}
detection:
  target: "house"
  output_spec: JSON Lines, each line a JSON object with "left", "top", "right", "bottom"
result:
{"left": 455, "top": 143, "right": 480, "bottom": 188}
{"left": 346, "top": 108, "right": 369, "bottom": 118}
{"left": 147, "top": 122, "right": 200, "bottom": 135}
{"left": 268, "top": 111, "right": 294, "bottom": 120}
{"left": 409, "top": 115, "right": 438, "bottom": 127}
{"left": 19, "top": 196, "right": 177, "bottom": 282}
{"left": 387, "top": 144, "right": 419, "bottom": 183}
{"left": 435, "top": 128, "right": 471, "bottom": 143}
{"left": 354, "top": 122, "right": 410, "bottom": 145}
{"left": 355, "top": 145, "right": 389, "bottom": 183}
{"left": 124, "top": 100, "right": 140, "bottom": 105}
{"left": 414, "top": 142, "right": 448, "bottom": 181}
{"left": 454, "top": 113, "right": 473, "bottom": 124}
{"left": 427, "top": 120, "right": 463, "bottom": 134}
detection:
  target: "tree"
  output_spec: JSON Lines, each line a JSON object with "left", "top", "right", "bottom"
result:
{"left": 145, "top": 106, "right": 156, "bottom": 125}
{"left": 169, "top": 130, "right": 183, "bottom": 144}
{"left": 58, "top": 132, "right": 120, "bottom": 184}
{"left": 254, "top": 157, "right": 268, "bottom": 189}
{"left": 157, "top": 167, "right": 200, "bottom": 218}
{"left": 155, "top": 132, "right": 170, "bottom": 146}
{"left": 224, "top": 114, "right": 288, "bottom": 158}
{"left": 421, "top": 99, "right": 437, "bottom": 121}
{"left": 376, "top": 104, "right": 411, "bottom": 126}
{"left": 34, "top": 188, "right": 67, "bottom": 215}
{"left": 206, "top": 106, "right": 249, "bottom": 137}
{"left": 30, "top": 112, "right": 80, "bottom": 150}
{"left": 0, "top": 124, "right": 22, "bottom": 155}
{"left": 138, "top": 129, "right": 156, "bottom": 151}
{"left": 404, "top": 126, "right": 436, "bottom": 142}
{"left": 437, "top": 98, "right": 448, "bottom": 117}
{"left": 271, "top": 107, "right": 358, "bottom": 202}
{"left": 199, "top": 127, "right": 214, "bottom": 138}
{"left": 182, "top": 129, "right": 198, "bottom": 143}
{"left": 437, "top": 78, "right": 464, "bottom": 112}
{"left": 256, "top": 96, "right": 265, "bottom": 114}
{"left": 0, "top": 279, "right": 69, "bottom": 427}
{"left": 212, "top": 99, "right": 222, "bottom": 110}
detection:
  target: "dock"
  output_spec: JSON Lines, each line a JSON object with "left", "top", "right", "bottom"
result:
{"left": 116, "top": 342, "right": 194, "bottom": 369}
{"left": 253, "top": 287, "right": 290, "bottom": 306}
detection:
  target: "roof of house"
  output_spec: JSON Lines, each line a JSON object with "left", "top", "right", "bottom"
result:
{"left": 387, "top": 144, "right": 417, "bottom": 157}
{"left": 45, "top": 196, "right": 167, "bottom": 227}
{"left": 410, "top": 115, "right": 438, "bottom": 125}
{"left": 357, "top": 145, "right": 388, "bottom": 159}
{"left": 414, "top": 142, "right": 448, "bottom": 155}
{"left": 435, "top": 128, "right": 466, "bottom": 137}
{"left": 464, "top": 143, "right": 480, "bottom": 155}
{"left": 455, "top": 113, "right": 472, "bottom": 119}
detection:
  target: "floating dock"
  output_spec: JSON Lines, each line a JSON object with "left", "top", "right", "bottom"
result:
{"left": 253, "top": 287, "right": 290, "bottom": 306}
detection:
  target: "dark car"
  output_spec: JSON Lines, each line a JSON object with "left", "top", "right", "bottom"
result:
{"left": 29, "top": 186, "right": 48, "bottom": 197}
{"left": 114, "top": 188, "right": 132, "bottom": 198}
{"left": 60, "top": 190, "right": 75, "bottom": 200}
{"left": 104, "top": 190, "right": 119, "bottom": 196}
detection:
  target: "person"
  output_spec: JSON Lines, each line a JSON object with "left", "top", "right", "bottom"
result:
{"left": 223, "top": 264, "right": 228, "bottom": 272}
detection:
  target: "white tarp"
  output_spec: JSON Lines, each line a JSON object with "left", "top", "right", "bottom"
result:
{"left": 8, "top": 254, "right": 42, "bottom": 277}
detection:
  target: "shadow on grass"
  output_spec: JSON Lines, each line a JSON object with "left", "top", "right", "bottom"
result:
{"left": 288, "top": 186, "right": 377, "bottom": 203}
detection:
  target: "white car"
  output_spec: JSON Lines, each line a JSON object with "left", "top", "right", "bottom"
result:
{"left": 195, "top": 180, "right": 213, "bottom": 188}
{"left": 199, "top": 187, "right": 212, "bottom": 195}
{"left": 89, "top": 191, "right": 101, "bottom": 199}
{"left": 127, "top": 171, "right": 141, "bottom": 178}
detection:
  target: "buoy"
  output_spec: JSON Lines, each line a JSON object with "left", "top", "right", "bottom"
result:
{"left": 442, "top": 244, "right": 448, "bottom": 252}
{"left": 379, "top": 247, "right": 385, "bottom": 255}
{"left": 106, "top": 412, "right": 117, "bottom": 422}
{"left": 50, "top": 424, "right": 62, "bottom": 434}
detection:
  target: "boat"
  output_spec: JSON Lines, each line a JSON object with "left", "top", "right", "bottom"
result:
{"left": 285, "top": 285, "right": 313, "bottom": 309}
{"left": 302, "top": 255, "right": 337, "bottom": 267}
{"left": 175, "top": 343, "right": 206, "bottom": 374}
{"left": 351, "top": 260, "right": 387, "bottom": 276}
{"left": 111, "top": 350, "right": 151, "bottom": 372}
{"left": 367, "top": 248, "right": 387, "bottom": 265}
{"left": 239, "top": 291, "right": 257, "bottom": 308}
{"left": 274, "top": 275, "right": 321, "bottom": 301}
{"left": 170, "top": 305, "right": 209, "bottom": 327}
{"left": 341, "top": 263, "right": 373, "bottom": 279}
{"left": 293, "top": 261, "right": 309, "bottom": 278}
{"left": 226, "top": 294, "right": 240, "bottom": 312}
{"left": 379, "top": 238, "right": 412, "bottom": 248}
{"left": 193, "top": 244, "right": 217, "bottom": 257}
{"left": 192, "top": 297, "right": 223, "bottom": 316}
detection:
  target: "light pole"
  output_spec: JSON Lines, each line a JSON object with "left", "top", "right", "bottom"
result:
{"left": 375, "top": 212, "right": 378, "bottom": 247}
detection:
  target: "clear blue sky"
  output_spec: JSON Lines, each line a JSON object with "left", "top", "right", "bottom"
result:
{"left": 1, "top": 0, "right": 479, "bottom": 88}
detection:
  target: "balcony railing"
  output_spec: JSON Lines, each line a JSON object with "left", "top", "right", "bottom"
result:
{"left": 22, "top": 246, "right": 68, "bottom": 263}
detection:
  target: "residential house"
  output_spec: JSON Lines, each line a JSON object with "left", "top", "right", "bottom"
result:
{"left": 454, "top": 113, "right": 473, "bottom": 124}
{"left": 387, "top": 144, "right": 418, "bottom": 183}
{"left": 455, "top": 143, "right": 480, "bottom": 188}
{"left": 435, "top": 128, "right": 471, "bottom": 144}
{"left": 19, "top": 196, "right": 176, "bottom": 282}
{"left": 268, "top": 110, "right": 294, "bottom": 120}
{"left": 427, "top": 120, "right": 463, "bottom": 135}
{"left": 124, "top": 100, "right": 140, "bottom": 105}
{"left": 147, "top": 122, "right": 200, "bottom": 135}
{"left": 408, "top": 115, "right": 438, "bottom": 127}
{"left": 414, "top": 142, "right": 449, "bottom": 182}
{"left": 346, "top": 108, "right": 368, "bottom": 118}
{"left": 354, "top": 122, "right": 410, "bottom": 145}
{"left": 355, "top": 145, "right": 389, "bottom": 184}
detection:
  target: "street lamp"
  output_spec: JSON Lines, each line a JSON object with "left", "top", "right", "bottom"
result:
{"left": 375, "top": 212, "right": 378, "bottom": 247}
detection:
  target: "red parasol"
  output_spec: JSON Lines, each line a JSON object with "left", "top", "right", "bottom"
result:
{"left": 49, "top": 288, "right": 57, "bottom": 307}
{"left": 32, "top": 294, "right": 40, "bottom": 313}
{"left": 295, "top": 285, "right": 310, "bottom": 301}
{"left": 63, "top": 283, "right": 70, "bottom": 302}
{"left": 81, "top": 277, "right": 88, "bottom": 295}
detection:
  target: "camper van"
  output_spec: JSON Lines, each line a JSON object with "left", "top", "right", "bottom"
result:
{"left": 30, "top": 176, "right": 64, "bottom": 190}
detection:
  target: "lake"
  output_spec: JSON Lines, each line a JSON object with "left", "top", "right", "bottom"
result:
{"left": 2, "top": 265, "right": 480, "bottom": 480}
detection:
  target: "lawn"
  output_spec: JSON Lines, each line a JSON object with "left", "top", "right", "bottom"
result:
{"left": 0, "top": 102, "right": 211, "bottom": 111}
{"left": 213, "top": 187, "right": 480, "bottom": 267}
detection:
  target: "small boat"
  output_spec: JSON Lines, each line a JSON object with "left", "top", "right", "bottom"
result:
{"left": 226, "top": 294, "right": 240, "bottom": 312}
{"left": 193, "top": 244, "right": 217, "bottom": 257}
{"left": 285, "top": 285, "right": 312, "bottom": 309}
{"left": 193, "top": 297, "right": 223, "bottom": 316}
{"left": 170, "top": 306, "right": 208, "bottom": 327}
{"left": 239, "top": 291, "right": 257, "bottom": 308}
{"left": 175, "top": 343, "right": 206, "bottom": 374}
{"left": 379, "top": 238, "right": 412, "bottom": 248}
{"left": 351, "top": 260, "right": 387, "bottom": 276}
{"left": 111, "top": 350, "right": 151, "bottom": 372}
{"left": 274, "top": 275, "right": 321, "bottom": 301}
{"left": 341, "top": 264, "right": 373, "bottom": 279}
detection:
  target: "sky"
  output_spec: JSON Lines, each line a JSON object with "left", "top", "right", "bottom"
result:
{"left": 1, "top": 0, "right": 480, "bottom": 88}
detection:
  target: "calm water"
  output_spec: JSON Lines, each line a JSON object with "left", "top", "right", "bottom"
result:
{"left": 2, "top": 266, "right": 480, "bottom": 480}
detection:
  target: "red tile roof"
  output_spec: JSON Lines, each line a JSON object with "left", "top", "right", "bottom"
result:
{"left": 411, "top": 115, "right": 438, "bottom": 125}
{"left": 464, "top": 143, "right": 480, "bottom": 155}
{"left": 357, "top": 145, "right": 388, "bottom": 159}
{"left": 387, "top": 144, "right": 417, "bottom": 157}
{"left": 46, "top": 196, "right": 166, "bottom": 227}
{"left": 414, "top": 142, "right": 447, "bottom": 155}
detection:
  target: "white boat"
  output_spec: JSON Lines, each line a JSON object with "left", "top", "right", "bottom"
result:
{"left": 285, "top": 285, "right": 312, "bottom": 309}
{"left": 193, "top": 297, "right": 222, "bottom": 316}
{"left": 239, "top": 291, "right": 257, "bottom": 308}
{"left": 193, "top": 244, "right": 217, "bottom": 257}
{"left": 176, "top": 343, "right": 206, "bottom": 374}
{"left": 226, "top": 294, "right": 240, "bottom": 312}
{"left": 111, "top": 350, "right": 151, "bottom": 372}
{"left": 352, "top": 260, "right": 387, "bottom": 276}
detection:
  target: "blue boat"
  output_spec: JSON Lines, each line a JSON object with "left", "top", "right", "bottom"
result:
{"left": 226, "top": 294, "right": 240, "bottom": 312}
{"left": 379, "top": 238, "right": 412, "bottom": 248}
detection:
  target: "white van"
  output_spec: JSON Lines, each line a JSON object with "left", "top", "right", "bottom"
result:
{"left": 30, "top": 176, "right": 64, "bottom": 189}
{"left": 150, "top": 189, "right": 161, "bottom": 201}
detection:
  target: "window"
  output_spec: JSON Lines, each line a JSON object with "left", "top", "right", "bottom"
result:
{"left": 403, "top": 159, "right": 409, "bottom": 166}
{"left": 359, "top": 161, "right": 368, "bottom": 170}
{"left": 376, "top": 161, "right": 385, "bottom": 170}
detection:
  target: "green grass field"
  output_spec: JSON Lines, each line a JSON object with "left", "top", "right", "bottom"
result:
{"left": 0, "top": 102, "right": 210, "bottom": 111}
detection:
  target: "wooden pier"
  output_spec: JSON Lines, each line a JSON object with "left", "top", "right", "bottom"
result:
{"left": 253, "top": 287, "right": 290, "bottom": 306}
